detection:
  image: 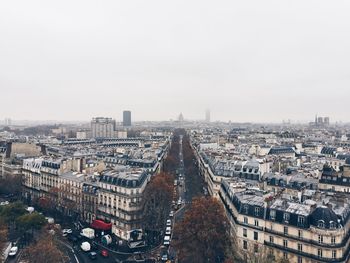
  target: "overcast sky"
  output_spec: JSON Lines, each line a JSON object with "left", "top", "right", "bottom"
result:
{"left": 1, "top": 0, "right": 350, "bottom": 123}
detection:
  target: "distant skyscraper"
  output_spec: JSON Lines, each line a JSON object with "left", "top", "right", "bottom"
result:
{"left": 4, "top": 118, "right": 11, "bottom": 126}
{"left": 91, "top": 117, "right": 116, "bottom": 138}
{"left": 205, "top": 109, "right": 211, "bottom": 122}
{"left": 123, "top": 111, "right": 132, "bottom": 126}
{"left": 324, "top": 117, "right": 330, "bottom": 125}
{"left": 178, "top": 113, "right": 184, "bottom": 122}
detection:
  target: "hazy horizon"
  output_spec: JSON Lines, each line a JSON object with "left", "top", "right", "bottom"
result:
{"left": 1, "top": 0, "right": 350, "bottom": 122}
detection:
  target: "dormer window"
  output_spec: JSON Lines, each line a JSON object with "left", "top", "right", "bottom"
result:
{"left": 255, "top": 207, "right": 260, "bottom": 216}
{"left": 243, "top": 205, "right": 249, "bottom": 214}
{"left": 329, "top": 221, "right": 336, "bottom": 229}
{"left": 318, "top": 220, "right": 325, "bottom": 229}
{"left": 298, "top": 216, "right": 305, "bottom": 226}
{"left": 270, "top": 210, "right": 276, "bottom": 220}
{"left": 283, "top": 213, "right": 290, "bottom": 222}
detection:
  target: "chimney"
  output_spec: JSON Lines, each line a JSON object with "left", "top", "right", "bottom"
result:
{"left": 40, "top": 144, "right": 47, "bottom": 155}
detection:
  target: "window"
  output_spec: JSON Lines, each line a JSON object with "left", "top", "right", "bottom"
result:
{"left": 318, "top": 220, "right": 325, "bottom": 228}
{"left": 255, "top": 207, "right": 260, "bottom": 216}
{"left": 254, "top": 231, "right": 258, "bottom": 241}
{"left": 318, "top": 235, "right": 323, "bottom": 244}
{"left": 244, "top": 205, "right": 249, "bottom": 214}
{"left": 283, "top": 213, "right": 290, "bottom": 222}
{"left": 297, "top": 256, "right": 303, "bottom": 263}
{"left": 283, "top": 252, "right": 288, "bottom": 259}
{"left": 243, "top": 228, "right": 247, "bottom": 237}
{"left": 254, "top": 244, "right": 259, "bottom": 253}
{"left": 283, "top": 240, "right": 288, "bottom": 248}
{"left": 298, "top": 216, "right": 305, "bottom": 226}
{"left": 331, "top": 236, "right": 336, "bottom": 245}
{"left": 298, "top": 243, "right": 303, "bottom": 252}
{"left": 330, "top": 221, "right": 336, "bottom": 229}
{"left": 270, "top": 210, "right": 276, "bottom": 220}
{"left": 298, "top": 230, "right": 303, "bottom": 238}
{"left": 332, "top": 250, "right": 337, "bottom": 259}
{"left": 284, "top": 226, "right": 288, "bottom": 235}
{"left": 269, "top": 236, "right": 274, "bottom": 243}
{"left": 244, "top": 217, "right": 248, "bottom": 224}
{"left": 255, "top": 220, "right": 259, "bottom": 227}
{"left": 243, "top": 240, "right": 248, "bottom": 250}
{"left": 318, "top": 249, "right": 323, "bottom": 258}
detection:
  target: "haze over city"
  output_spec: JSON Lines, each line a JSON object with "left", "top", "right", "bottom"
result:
{"left": 1, "top": 0, "right": 350, "bottom": 122}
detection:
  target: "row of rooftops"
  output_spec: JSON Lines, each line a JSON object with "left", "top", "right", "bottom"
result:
{"left": 221, "top": 178, "right": 350, "bottom": 230}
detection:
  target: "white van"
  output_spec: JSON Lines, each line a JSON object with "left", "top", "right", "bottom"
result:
{"left": 165, "top": 226, "right": 171, "bottom": 235}
{"left": 163, "top": 235, "right": 170, "bottom": 246}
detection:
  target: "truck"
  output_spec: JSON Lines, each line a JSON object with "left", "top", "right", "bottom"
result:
{"left": 80, "top": 242, "right": 91, "bottom": 252}
{"left": 101, "top": 234, "right": 112, "bottom": 246}
{"left": 80, "top": 228, "right": 95, "bottom": 239}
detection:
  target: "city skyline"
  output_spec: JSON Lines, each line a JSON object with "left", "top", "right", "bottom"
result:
{"left": 1, "top": 0, "right": 350, "bottom": 122}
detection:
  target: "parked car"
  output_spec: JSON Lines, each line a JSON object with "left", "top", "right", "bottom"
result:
{"left": 169, "top": 211, "right": 174, "bottom": 217}
{"left": 166, "top": 219, "right": 171, "bottom": 226}
{"left": 163, "top": 236, "right": 170, "bottom": 246}
{"left": 62, "top": 229, "right": 73, "bottom": 234}
{"left": 8, "top": 246, "right": 18, "bottom": 257}
{"left": 165, "top": 226, "right": 171, "bottom": 235}
{"left": 101, "top": 249, "right": 109, "bottom": 257}
{"left": 89, "top": 251, "right": 97, "bottom": 260}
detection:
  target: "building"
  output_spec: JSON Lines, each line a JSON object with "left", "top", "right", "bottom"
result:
{"left": 91, "top": 117, "right": 116, "bottom": 138}
{"left": 319, "top": 163, "right": 350, "bottom": 193}
{"left": 205, "top": 109, "right": 211, "bottom": 123}
{"left": 97, "top": 169, "right": 150, "bottom": 240}
{"left": 123, "top": 111, "right": 132, "bottom": 127}
{"left": 4, "top": 118, "right": 11, "bottom": 126}
{"left": 219, "top": 179, "right": 350, "bottom": 263}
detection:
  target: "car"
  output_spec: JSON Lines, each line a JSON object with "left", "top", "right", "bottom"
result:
{"left": 89, "top": 251, "right": 97, "bottom": 260}
{"left": 62, "top": 228, "right": 73, "bottom": 234}
{"left": 169, "top": 211, "right": 174, "bottom": 217}
{"left": 165, "top": 226, "right": 171, "bottom": 235}
{"left": 101, "top": 249, "right": 109, "bottom": 257}
{"left": 161, "top": 253, "right": 168, "bottom": 261}
{"left": 8, "top": 246, "right": 18, "bottom": 257}
{"left": 166, "top": 219, "right": 171, "bottom": 226}
{"left": 163, "top": 236, "right": 170, "bottom": 246}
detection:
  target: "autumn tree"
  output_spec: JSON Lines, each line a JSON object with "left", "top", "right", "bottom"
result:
{"left": 0, "top": 218, "right": 8, "bottom": 262}
{"left": 0, "top": 201, "right": 26, "bottom": 225}
{"left": 22, "top": 232, "right": 68, "bottom": 263}
{"left": 16, "top": 212, "right": 46, "bottom": 232}
{"left": 174, "top": 197, "right": 232, "bottom": 263}
{"left": 142, "top": 172, "right": 174, "bottom": 245}
{"left": 36, "top": 183, "right": 80, "bottom": 220}
{"left": 182, "top": 134, "right": 205, "bottom": 198}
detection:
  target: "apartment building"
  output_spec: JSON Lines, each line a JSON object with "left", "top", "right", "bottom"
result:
{"left": 97, "top": 169, "right": 150, "bottom": 240}
{"left": 219, "top": 179, "right": 350, "bottom": 263}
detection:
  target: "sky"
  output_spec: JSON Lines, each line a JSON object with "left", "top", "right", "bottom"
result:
{"left": 0, "top": 0, "right": 350, "bottom": 123}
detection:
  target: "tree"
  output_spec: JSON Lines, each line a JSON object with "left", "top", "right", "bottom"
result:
{"left": 174, "top": 197, "right": 232, "bottom": 263}
{"left": 0, "top": 201, "right": 26, "bottom": 225}
{"left": 0, "top": 218, "right": 8, "bottom": 262}
{"left": 36, "top": 184, "right": 80, "bottom": 220}
{"left": 16, "top": 212, "right": 46, "bottom": 232}
{"left": 22, "top": 232, "right": 68, "bottom": 263}
{"left": 142, "top": 172, "right": 174, "bottom": 245}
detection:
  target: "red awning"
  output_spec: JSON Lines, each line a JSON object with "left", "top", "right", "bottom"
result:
{"left": 91, "top": 220, "right": 112, "bottom": 231}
